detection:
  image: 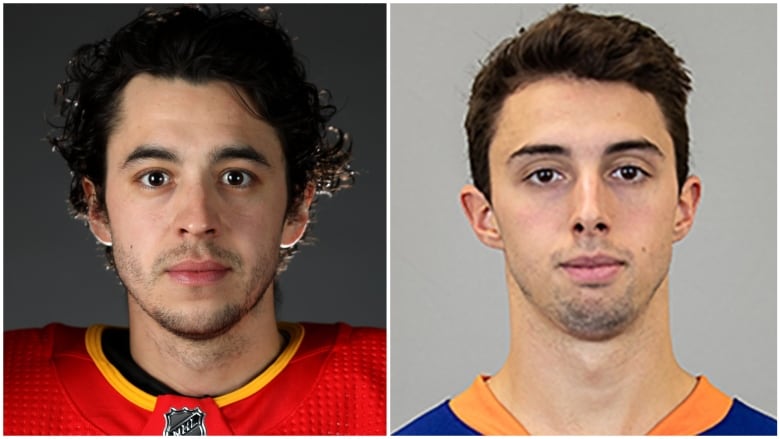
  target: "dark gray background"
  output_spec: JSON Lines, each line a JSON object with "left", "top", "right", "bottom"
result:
{"left": 4, "top": 4, "right": 386, "bottom": 330}
{"left": 391, "top": 3, "right": 776, "bottom": 428}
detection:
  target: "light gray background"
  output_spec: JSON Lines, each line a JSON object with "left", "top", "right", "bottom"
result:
{"left": 4, "top": 4, "right": 386, "bottom": 330}
{"left": 391, "top": 4, "right": 776, "bottom": 429}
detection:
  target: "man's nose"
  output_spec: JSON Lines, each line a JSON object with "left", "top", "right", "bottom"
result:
{"left": 570, "top": 173, "right": 610, "bottom": 236}
{"left": 173, "top": 181, "right": 220, "bottom": 238}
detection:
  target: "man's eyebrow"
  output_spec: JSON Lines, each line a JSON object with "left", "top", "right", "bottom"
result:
{"left": 604, "top": 139, "right": 665, "bottom": 158}
{"left": 508, "top": 144, "right": 570, "bottom": 163}
{"left": 121, "top": 144, "right": 272, "bottom": 169}
{"left": 507, "top": 139, "right": 665, "bottom": 163}
{"left": 122, "top": 145, "right": 179, "bottom": 169}
{"left": 209, "top": 145, "right": 271, "bottom": 167}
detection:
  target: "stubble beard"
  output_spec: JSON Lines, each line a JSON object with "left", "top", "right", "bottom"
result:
{"left": 114, "top": 241, "right": 277, "bottom": 341}
{"left": 510, "top": 252, "right": 665, "bottom": 342}
{"left": 550, "top": 285, "right": 641, "bottom": 341}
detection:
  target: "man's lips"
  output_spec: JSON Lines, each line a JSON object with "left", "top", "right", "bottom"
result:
{"left": 165, "top": 260, "right": 230, "bottom": 285}
{"left": 559, "top": 255, "right": 625, "bottom": 284}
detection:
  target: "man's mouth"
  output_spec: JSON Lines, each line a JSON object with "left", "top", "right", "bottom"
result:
{"left": 165, "top": 260, "right": 230, "bottom": 285}
{"left": 559, "top": 254, "right": 625, "bottom": 285}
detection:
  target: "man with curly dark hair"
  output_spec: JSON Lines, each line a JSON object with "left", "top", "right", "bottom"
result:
{"left": 4, "top": 5, "right": 385, "bottom": 435}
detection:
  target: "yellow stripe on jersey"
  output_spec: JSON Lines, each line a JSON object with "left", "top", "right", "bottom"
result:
{"left": 85, "top": 325, "right": 157, "bottom": 411}
{"left": 215, "top": 322, "right": 304, "bottom": 407}
{"left": 85, "top": 322, "right": 305, "bottom": 410}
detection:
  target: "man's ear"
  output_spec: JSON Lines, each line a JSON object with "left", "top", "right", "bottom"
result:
{"left": 82, "top": 178, "right": 113, "bottom": 246}
{"left": 460, "top": 184, "right": 503, "bottom": 250}
{"left": 281, "top": 183, "right": 315, "bottom": 248}
{"left": 673, "top": 175, "right": 702, "bottom": 243}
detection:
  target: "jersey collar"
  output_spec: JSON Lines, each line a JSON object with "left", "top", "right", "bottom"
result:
{"left": 450, "top": 374, "right": 732, "bottom": 435}
{"left": 85, "top": 322, "right": 304, "bottom": 411}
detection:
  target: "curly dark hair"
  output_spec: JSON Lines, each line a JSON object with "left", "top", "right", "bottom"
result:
{"left": 466, "top": 5, "right": 692, "bottom": 201}
{"left": 48, "top": 5, "right": 353, "bottom": 270}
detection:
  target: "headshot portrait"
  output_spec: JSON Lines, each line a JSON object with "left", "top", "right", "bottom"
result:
{"left": 4, "top": 4, "right": 385, "bottom": 435}
{"left": 391, "top": 3, "right": 775, "bottom": 435}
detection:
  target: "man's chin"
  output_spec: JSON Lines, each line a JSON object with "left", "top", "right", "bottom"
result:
{"left": 162, "top": 322, "right": 237, "bottom": 341}
{"left": 560, "top": 321, "right": 632, "bottom": 342}
{"left": 554, "top": 299, "right": 638, "bottom": 342}
{"left": 154, "top": 307, "right": 245, "bottom": 341}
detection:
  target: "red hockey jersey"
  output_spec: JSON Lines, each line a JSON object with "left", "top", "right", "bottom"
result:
{"left": 4, "top": 322, "right": 385, "bottom": 435}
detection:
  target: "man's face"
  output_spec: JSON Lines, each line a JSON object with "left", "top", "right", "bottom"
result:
{"left": 86, "top": 74, "right": 309, "bottom": 340}
{"left": 462, "top": 76, "right": 700, "bottom": 341}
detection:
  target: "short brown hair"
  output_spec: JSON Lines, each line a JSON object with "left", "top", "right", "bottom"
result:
{"left": 465, "top": 5, "right": 692, "bottom": 200}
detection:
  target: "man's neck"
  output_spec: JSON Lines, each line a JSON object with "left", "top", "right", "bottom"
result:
{"left": 489, "top": 277, "right": 696, "bottom": 435}
{"left": 127, "top": 291, "right": 282, "bottom": 398}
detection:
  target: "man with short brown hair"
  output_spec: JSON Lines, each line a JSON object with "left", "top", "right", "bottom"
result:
{"left": 396, "top": 6, "right": 775, "bottom": 435}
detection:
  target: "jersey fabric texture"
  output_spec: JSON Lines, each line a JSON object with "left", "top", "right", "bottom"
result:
{"left": 5, "top": 322, "right": 385, "bottom": 435}
{"left": 395, "top": 375, "right": 776, "bottom": 436}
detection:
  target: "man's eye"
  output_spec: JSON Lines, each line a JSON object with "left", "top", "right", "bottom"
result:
{"left": 526, "top": 169, "right": 563, "bottom": 185}
{"left": 611, "top": 166, "right": 647, "bottom": 182}
{"left": 139, "top": 171, "right": 170, "bottom": 187}
{"left": 221, "top": 170, "right": 253, "bottom": 187}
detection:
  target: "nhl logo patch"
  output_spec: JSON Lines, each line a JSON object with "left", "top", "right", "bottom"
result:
{"left": 163, "top": 407, "right": 206, "bottom": 436}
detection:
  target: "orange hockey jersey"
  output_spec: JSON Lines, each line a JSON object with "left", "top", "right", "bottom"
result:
{"left": 4, "top": 322, "right": 385, "bottom": 435}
